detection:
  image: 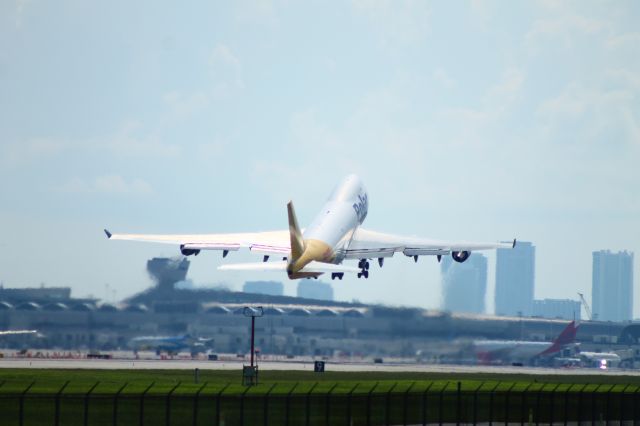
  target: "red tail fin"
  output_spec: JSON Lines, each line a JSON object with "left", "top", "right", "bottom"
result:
{"left": 538, "top": 321, "right": 578, "bottom": 356}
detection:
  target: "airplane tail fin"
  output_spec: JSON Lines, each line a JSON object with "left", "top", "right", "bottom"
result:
{"left": 287, "top": 201, "right": 305, "bottom": 262}
{"left": 539, "top": 321, "right": 578, "bottom": 356}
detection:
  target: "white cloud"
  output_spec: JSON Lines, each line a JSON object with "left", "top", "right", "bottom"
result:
{"left": 103, "top": 121, "right": 181, "bottom": 158}
{"left": 351, "top": 0, "right": 430, "bottom": 46}
{"left": 14, "top": 0, "right": 30, "bottom": 28}
{"left": 163, "top": 90, "right": 209, "bottom": 120}
{"left": 1, "top": 137, "right": 65, "bottom": 166}
{"left": 209, "top": 43, "right": 244, "bottom": 95}
{"left": 606, "top": 32, "right": 640, "bottom": 50}
{"left": 432, "top": 67, "right": 455, "bottom": 89}
{"left": 526, "top": 13, "right": 606, "bottom": 49}
{"left": 57, "top": 175, "right": 153, "bottom": 195}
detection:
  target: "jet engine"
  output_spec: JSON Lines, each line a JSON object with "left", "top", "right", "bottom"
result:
{"left": 180, "top": 245, "right": 200, "bottom": 256}
{"left": 451, "top": 251, "right": 470, "bottom": 263}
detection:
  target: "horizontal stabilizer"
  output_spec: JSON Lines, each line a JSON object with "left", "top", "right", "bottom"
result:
{"left": 218, "top": 261, "right": 288, "bottom": 272}
{"left": 218, "top": 261, "right": 361, "bottom": 274}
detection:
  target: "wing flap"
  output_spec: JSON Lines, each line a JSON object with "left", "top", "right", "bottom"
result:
{"left": 105, "top": 229, "right": 291, "bottom": 255}
{"left": 218, "top": 261, "right": 360, "bottom": 274}
{"left": 347, "top": 228, "right": 514, "bottom": 258}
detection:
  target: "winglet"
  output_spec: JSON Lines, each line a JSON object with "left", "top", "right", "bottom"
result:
{"left": 512, "top": 238, "right": 517, "bottom": 248}
{"left": 287, "top": 201, "right": 305, "bottom": 261}
{"left": 104, "top": 229, "right": 112, "bottom": 239}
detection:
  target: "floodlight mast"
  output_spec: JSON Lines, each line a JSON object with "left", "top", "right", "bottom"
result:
{"left": 243, "top": 306, "right": 264, "bottom": 368}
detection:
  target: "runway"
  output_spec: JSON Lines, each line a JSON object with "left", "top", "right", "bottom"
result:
{"left": 1, "top": 358, "right": 639, "bottom": 376}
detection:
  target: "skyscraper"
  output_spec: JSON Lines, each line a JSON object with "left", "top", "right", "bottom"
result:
{"left": 495, "top": 241, "right": 535, "bottom": 317}
{"left": 441, "top": 253, "right": 487, "bottom": 314}
{"left": 592, "top": 250, "right": 634, "bottom": 322}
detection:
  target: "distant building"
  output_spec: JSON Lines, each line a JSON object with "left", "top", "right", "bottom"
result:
{"left": 532, "top": 299, "right": 581, "bottom": 321}
{"left": 441, "top": 253, "right": 487, "bottom": 314}
{"left": 592, "top": 250, "right": 634, "bottom": 322}
{"left": 495, "top": 241, "right": 535, "bottom": 317}
{"left": 297, "top": 281, "right": 334, "bottom": 301}
{"left": 243, "top": 281, "right": 283, "bottom": 296}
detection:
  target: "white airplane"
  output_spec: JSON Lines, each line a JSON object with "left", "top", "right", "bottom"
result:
{"left": 473, "top": 321, "right": 578, "bottom": 364}
{"left": 105, "top": 174, "right": 515, "bottom": 280}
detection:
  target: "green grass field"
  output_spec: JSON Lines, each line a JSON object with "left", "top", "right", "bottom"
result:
{"left": 1, "top": 368, "right": 639, "bottom": 425}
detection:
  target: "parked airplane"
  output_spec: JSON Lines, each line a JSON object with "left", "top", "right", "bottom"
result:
{"left": 474, "top": 321, "right": 579, "bottom": 365}
{"left": 129, "top": 334, "right": 212, "bottom": 355}
{"left": 105, "top": 174, "right": 515, "bottom": 280}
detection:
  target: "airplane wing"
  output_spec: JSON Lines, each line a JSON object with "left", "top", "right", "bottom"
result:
{"left": 219, "top": 260, "right": 361, "bottom": 273}
{"left": 342, "top": 228, "right": 515, "bottom": 260}
{"left": 0, "top": 330, "right": 37, "bottom": 336}
{"left": 104, "top": 229, "right": 291, "bottom": 256}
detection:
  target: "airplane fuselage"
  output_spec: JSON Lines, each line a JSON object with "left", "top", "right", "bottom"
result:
{"left": 287, "top": 174, "right": 368, "bottom": 277}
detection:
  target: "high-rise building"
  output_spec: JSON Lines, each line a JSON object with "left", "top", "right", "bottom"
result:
{"left": 297, "top": 281, "right": 334, "bottom": 301}
{"left": 592, "top": 250, "right": 634, "bottom": 322}
{"left": 532, "top": 299, "right": 581, "bottom": 321}
{"left": 441, "top": 253, "right": 487, "bottom": 314}
{"left": 495, "top": 241, "right": 535, "bottom": 317}
{"left": 243, "top": 281, "right": 283, "bottom": 296}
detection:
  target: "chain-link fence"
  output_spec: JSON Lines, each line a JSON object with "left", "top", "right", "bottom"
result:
{"left": 0, "top": 380, "right": 638, "bottom": 425}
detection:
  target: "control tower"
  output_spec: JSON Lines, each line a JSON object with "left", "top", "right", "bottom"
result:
{"left": 146, "top": 257, "right": 190, "bottom": 293}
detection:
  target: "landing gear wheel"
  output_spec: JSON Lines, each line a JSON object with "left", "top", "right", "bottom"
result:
{"left": 363, "top": 270, "right": 369, "bottom": 279}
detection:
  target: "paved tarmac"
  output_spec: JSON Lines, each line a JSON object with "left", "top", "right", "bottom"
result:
{"left": 1, "top": 358, "right": 639, "bottom": 376}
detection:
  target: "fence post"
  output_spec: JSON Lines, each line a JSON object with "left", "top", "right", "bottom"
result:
{"left": 112, "top": 382, "right": 128, "bottom": 426}
{"left": 549, "top": 384, "right": 561, "bottom": 426}
{"left": 386, "top": 382, "right": 399, "bottom": 426}
{"left": 215, "top": 383, "right": 230, "bottom": 426}
{"left": 192, "top": 382, "right": 207, "bottom": 426}
{"left": 19, "top": 381, "right": 35, "bottom": 426}
{"left": 404, "top": 382, "right": 416, "bottom": 426}
{"left": 456, "top": 382, "right": 461, "bottom": 426}
{"left": 591, "top": 384, "right": 602, "bottom": 426}
{"left": 239, "top": 383, "right": 252, "bottom": 426}
{"left": 139, "top": 381, "right": 155, "bottom": 426}
{"left": 620, "top": 384, "right": 630, "bottom": 424}
{"left": 263, "top": 383, "right": 276, "bottom": 426}
{"left": 633, "top": 386, "right": 640, "bottom": 426}
{"left": 576, "top": 384, "right": 588, "bottom": 426}
{"left": 54, "top": 381, "right": 70, "bottom": 426}
{"left": 421, "top": 382, "right": 434, "bottom": 426}
{"left": 535, "top": 384, "right": 542, "bottom": 426}
{"left": 488, "top": 382, "right": 500, "bottom": 426}
{"left": 166, "top": 382, "right": 181, "bottom": 426}
{"left": 563, "top": 384, "right": 574, "bottom": 426}
{"left": 520, "top": 383, "right": 533, "bottom": 426}
{"left": 325, "top": 383, "right": 338, "bottom": 426}
{"left": 344, "top": 383, "right": 358, "bottom": 426}
{"left": 83, "top": 381, "right": 100, "bottom": 426}
{"left": 285, "top": 383, "right": 298, "bottom": 426}
{"left": 606, "top": 385, "right": 615, "bottom": 426}
{"left": 439, "top": 382, "right": 449, "bottom": 426}
{"left": 306, "top": 382, "right": 319, "bottom": 426}
{"left": 504, "top": 383, "right": 516, "bottom": 426}
{"left": 367, "top": 382, "right": 379, "bottom": 426}
{"left": 474, "top": 382, "right": 484, "bottom": 426}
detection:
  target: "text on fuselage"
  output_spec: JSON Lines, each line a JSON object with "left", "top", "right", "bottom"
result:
{"left": 352, "top": 193, "right": 368, "bottom": 223}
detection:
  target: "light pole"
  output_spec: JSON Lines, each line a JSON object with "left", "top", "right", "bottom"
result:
{"left": 243, "top": 306, "right": 263, "bottom": 385}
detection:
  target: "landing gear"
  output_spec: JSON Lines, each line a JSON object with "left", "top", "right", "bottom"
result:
{"left": 331, "top": 272, "right": 344, "bottom": 280}
{"left": 357, "top": 259, "right": 370, "bottom": 279}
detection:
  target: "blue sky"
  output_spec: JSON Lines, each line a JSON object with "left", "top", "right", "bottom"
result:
{"left": 1, "top": 1, "right": 638, "bottom": 315}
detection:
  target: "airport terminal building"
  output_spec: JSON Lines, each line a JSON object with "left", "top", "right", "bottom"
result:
{"left": 1, "top": 257, "right": 639, "bottom": 367}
